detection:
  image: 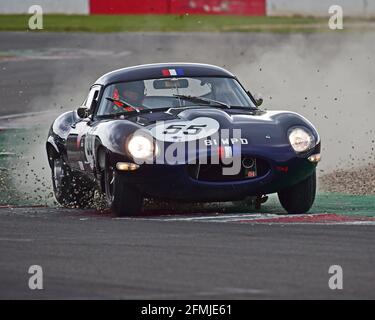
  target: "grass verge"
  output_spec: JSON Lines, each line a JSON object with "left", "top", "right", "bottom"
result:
{"left": 0, "top": 14, "right": 351, "bottom": 33}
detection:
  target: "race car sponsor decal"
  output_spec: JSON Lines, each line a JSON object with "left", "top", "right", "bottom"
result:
{"left": 78, "top": 161, "right": 85, "bottom": 171}
{"left": 162, "top": 68, "right": 184, "bottom": 77}
{"left": 204, "top": 137, "right": 248, "bottom": 146}
{"left": 83, "top": 133, "right": 95, "bottom": 170}
{"left": 150, "top": 117, "right": 220, "bottom": 142}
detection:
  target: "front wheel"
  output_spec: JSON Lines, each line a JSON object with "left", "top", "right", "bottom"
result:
{"left": 51, "top": 156, "right": 95, "bottom": 208}
{"left": 104, "top": 159, "right": 143, "bottom": 217}
{"left": 278, "top": 171, "right": 316, "bottom": 214}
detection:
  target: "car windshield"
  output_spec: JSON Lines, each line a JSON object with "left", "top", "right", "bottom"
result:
{"left": 96, "top": 76, "right": 256, "bottom": 116}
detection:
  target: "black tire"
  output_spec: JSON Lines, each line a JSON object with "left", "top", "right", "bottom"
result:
{"left": 104, "top": 158, "right": 143, "bottom": 217}
{"left": 51, "top": 156, "right": 95, "bottom": 208}
{"left": 278, "top": 171, "right": 316, "bottom": 214}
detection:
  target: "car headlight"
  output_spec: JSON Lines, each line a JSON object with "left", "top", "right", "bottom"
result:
{"left": 127, "top": 135, "right": 154, "bottom": 159}
{"left": 288, "top": 127, "right": 315, "bottom": 153}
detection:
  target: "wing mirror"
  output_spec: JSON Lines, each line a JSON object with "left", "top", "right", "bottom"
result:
{"left": 253, "top": 93, "right": 263, "bottom": 107}
{"left": 77, "top": 106, "right": 90, "bottom": 118}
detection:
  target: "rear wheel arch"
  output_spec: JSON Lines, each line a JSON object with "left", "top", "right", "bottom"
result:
{"left": 96, "top": 145, "right": 107, "bottom": 172}
{"left": 96, "top": 145, "right": 108, "bottom": 193}
{"left": 46, "top": 142, "right": 59, "bottom": 168}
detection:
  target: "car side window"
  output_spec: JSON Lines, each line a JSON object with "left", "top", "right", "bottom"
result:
{"left": 84, "top": 86, "right": 101, "bottom": 109}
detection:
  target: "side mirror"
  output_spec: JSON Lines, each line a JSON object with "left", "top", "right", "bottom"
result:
{"left": 253, "top": 93, "right": 263, "bottom": 107}
{"left": 77, "top": 106, "right": 89, "bottom": 118}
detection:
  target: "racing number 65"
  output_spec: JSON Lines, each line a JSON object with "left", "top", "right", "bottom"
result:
{"left": 163, "top": 124, "right": 207, "bottom": 135}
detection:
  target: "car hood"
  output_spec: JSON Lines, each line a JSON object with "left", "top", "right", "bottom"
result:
{"left": 92, "top": 107, "right": 319, "bottom": 156}
{"left": 129, "top": 107, "right": 319, "bottom": 146}
{"left": 126, "top": 107, "right": 313, "bottom": 129}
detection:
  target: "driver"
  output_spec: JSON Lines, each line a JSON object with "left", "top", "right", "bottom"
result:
{"left": 112, "top": 81, "right": 145, "bottom": 111}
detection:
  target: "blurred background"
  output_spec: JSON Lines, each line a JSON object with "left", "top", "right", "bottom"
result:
{"left": 1, "top": 0, "right": 375, "bottom": 17}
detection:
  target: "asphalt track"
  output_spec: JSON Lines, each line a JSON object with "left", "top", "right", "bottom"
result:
{"left": 0, "top": 32, "right": 375, "bottom": 299}
{"left": 0, "top": 206, "right": 374, "bottom": 299}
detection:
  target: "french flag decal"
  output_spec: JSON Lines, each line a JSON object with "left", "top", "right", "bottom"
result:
{"left": 162, "top": 68, "right": 184, "bottom": 77}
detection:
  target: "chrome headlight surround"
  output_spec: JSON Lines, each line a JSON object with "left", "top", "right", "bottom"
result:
{"left": 288, "top": 127, "right": 316, "bottom": 153}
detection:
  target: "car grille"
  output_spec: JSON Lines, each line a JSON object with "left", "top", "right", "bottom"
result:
{"left": 187, "top": 157, "right": 270, "bottom": 182}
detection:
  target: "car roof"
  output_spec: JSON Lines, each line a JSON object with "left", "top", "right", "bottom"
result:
{"left": 94, "top": 63, "right": 236, "bottom": 86}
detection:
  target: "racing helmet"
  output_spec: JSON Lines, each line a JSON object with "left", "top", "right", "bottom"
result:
{"left": 117, "top": 81, "right": 145, "bottom": 104}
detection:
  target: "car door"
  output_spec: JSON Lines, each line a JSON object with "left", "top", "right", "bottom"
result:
{"left": 66, "top": 85, "right": 101, "bottom": 173}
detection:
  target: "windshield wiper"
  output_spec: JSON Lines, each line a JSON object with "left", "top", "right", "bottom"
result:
{"left": 97, "top": 107, "right": 171, "bottom": 119}
{"left": 226, "top": 105, "right": 259, "bottom": 110}
{"left": 105, "top": 96, "right": 145, "bottom": 113}
{"left": 173, "top": 94, "right": 231, "bottom": 109}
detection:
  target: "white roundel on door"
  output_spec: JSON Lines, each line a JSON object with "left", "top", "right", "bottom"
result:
{"left": 150, "top": 117, "right": 220, "bottom": 142}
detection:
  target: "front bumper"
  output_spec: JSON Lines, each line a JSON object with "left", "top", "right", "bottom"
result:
{"left": 111, "top": 143, "right": 320, "bottom": 202}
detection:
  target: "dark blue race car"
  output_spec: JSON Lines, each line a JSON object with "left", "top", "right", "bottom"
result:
{"left": 46, "top": 63, "right": 321, "bottom": 216}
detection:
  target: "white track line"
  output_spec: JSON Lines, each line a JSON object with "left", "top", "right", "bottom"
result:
{"left": 113, "top": 213, "right": 375, "bottom": 226}
{"left": 0, "top": 110, "right": 57, "bottom": 120}
{"left": 0, "top": 238, "right": 34, "bottom": 242}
